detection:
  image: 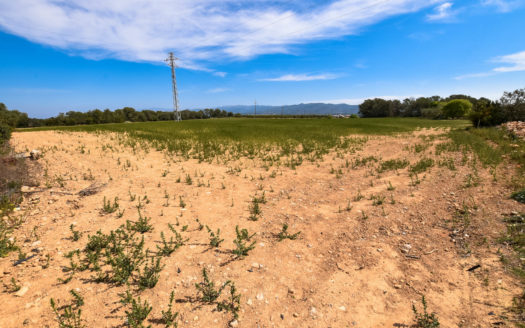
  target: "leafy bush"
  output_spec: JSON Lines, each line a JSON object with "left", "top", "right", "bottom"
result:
{"left": 468, "top": 100, "right": 506, "bottom": 127}
{"left": 442, "top": 99, "right": 472, "bottom": 119}
{"left": 0, "top": 123, "right": 11, "bottom": 145}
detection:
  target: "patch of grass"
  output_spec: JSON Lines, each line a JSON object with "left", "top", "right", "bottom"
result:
{"left": 24, "top": 118, "right": 467, "bottom": 167}
{"left": 499, "top": 213, "right": 524, "bottom": 280}
{"left": 445, "top": 128, "right": 525, "bottom": 189}
{"left": 378, "top": 159, "right": 409, "bottom": 173}
{"left": 409, "top": 158, "right": 434, "bottom": 174}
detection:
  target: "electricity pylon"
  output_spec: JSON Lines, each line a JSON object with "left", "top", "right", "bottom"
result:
{"left": 165, "top": 52, "right": 181, "bottom": 122}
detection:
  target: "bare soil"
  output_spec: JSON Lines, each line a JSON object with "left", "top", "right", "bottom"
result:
{"left": 1, "top": 129, "right": 523, "bottom": 328}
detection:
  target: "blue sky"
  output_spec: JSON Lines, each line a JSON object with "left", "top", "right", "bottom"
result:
{"left": 1, "top": 0, "right": 524, "bottom": 118}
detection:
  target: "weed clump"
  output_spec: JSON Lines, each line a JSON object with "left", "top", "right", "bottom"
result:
{"left": 102, "top": 196, "right": 119, "bottom": 214}
{"left": 410, "top": 158, "right": 434, "bottom": 174}
{"left": 124, "top": 295, "right": 152, "bottom": 328}
{"left": 195, "top": 268, "right": 229, "bottom": 303}
{"left": 206, "top": 226, "right": 224, "bottom": 248}
{"left": 138, "top": 256, "right": 164, "bottom": 290}
{"left": 412, "top": 296, "right": 440, "bottom": 328}
{"left": 277, "top": 223, "right": 301, "bottom": 241}
{"left": 378, "top": 159, "right": 409, "bottom": 173}
{"left": 161, "top": 291, "right": 179, "bottom": 327}
{"left": 50, "top": 291, "right": 85, "bottom": 328}
{"left": 511, "top": 189, "right": 525, "bottom": 204}
{"left": 126, "top": 210, "right": 153, "bottom": 233}
{"left": 232, "top": 226, "right": 256, "bottom": 258}
{"left": 0, "top": 219, "right": 19, "bottom": 257}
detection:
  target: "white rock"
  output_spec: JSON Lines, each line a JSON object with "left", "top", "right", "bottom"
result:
{"left": 15, "top": 286, "right": 29, "bottom": 297}
{"left": 256, "top": 293, "right": 264, "bottom": 301}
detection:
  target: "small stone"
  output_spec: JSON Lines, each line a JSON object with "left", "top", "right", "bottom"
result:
{"left": 15, "top": 286, "right": 29, "bottom": 297}
{"left": 246, "top": 298, "right": 252, "bottom": 305}
{"left": 293, "top": 312, "right": 299, "bottom": 318}
{"left": 394, "top": 284, "right": 402, "bottom": 289}
{"left": 229, "top": 319, "right": 239, "bottom": 327}
{"left": 256, "top": 293, "right": 264, "bottom": 301}
{"left": 338, "top": 306, "right": 346, "bottom": 311}
{"left": 251, "top": 262, "right": 259, "bottom": 268}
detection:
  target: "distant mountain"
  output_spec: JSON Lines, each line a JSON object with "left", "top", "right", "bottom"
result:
{"left": 220, "top": 103, "right": 359, "bottom": 115}
{"left": 145, "top": 103, "right": 359, "bottom": 116}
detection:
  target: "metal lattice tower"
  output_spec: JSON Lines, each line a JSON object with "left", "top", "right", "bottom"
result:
{"left": 165, "top": 52, "right": 181, "bottom": 122}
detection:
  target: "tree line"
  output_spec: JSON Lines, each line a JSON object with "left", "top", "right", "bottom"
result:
{"left": 358, "top": 87, "right": 525, "bottom": 127}
{"left": 0, "top": 104, "right": 236, "bottom": 129}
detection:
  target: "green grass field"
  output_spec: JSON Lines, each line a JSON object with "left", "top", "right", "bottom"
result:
{"left": 21, "top": 118, "right": 470, "bottom": 164}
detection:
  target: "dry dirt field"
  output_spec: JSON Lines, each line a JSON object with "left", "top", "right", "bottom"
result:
{"left": 1, "top": 128, "right": 523, "bottom": 328}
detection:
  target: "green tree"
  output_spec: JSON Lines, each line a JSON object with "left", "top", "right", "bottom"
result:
{"left": 500, "top": 87, "right": 525, "bottom": 121}
{"left": 442, "top": 99, "right": 472, "bottom": 119}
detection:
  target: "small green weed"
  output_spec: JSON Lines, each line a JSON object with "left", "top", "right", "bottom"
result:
{"left": 277, "top": 223, "right": 301, "bottom": 241}
{"left": 412, "top": 296, "right": 440, "bottom": 328}
{"left": 232, "top": 226, "right": 256, "bottom": 258}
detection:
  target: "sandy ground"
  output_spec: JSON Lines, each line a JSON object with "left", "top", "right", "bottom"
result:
{"left": 1, "top": 129, "right": 523, "bottom": 328}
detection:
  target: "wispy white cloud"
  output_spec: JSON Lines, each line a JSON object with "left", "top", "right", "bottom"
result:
{"left": 0, "top": 0, "right": 438, "bottom": 69}
{"left": 259, "top": 73, "right": 338, "bottom": 82}
{"left": 481, "top": 0, "right": 522, "bottom": 12}
{"left": 455, "top": 49, "right": 525, "bottom": 79}
{"left": 454, "top": 72, "right": 495, "bottom": 80}
{"left": 493, "top": 50, "right": 525, "bottom": 72}
{"left": 213, "top": 72, "right": 227, "bottom": 78}
{"left": 426, "top": 2, "right": 457, "bottom": 21}
{"left": 207, "top": 87, "right": 231, "bottom": 93}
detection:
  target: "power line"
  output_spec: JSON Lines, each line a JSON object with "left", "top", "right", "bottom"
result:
{"left": 165, "top": 52, "right": 181, "bottom": 122}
